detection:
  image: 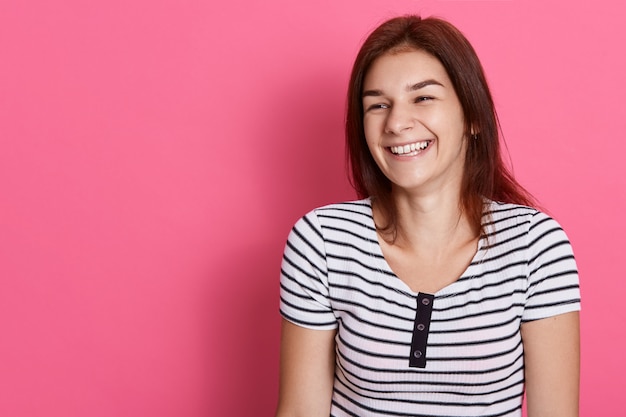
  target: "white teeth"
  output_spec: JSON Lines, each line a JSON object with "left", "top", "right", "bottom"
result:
{"left": 390, "top": 141, "right": 430, "bottom": 155}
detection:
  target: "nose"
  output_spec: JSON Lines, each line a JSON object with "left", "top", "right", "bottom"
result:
{"left": 385, "top": 103, "right": 414, "bottom": 135}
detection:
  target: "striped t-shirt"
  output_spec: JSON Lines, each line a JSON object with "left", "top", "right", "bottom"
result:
{"left": 279, "top": 199, "right": 580, "bottom": 417}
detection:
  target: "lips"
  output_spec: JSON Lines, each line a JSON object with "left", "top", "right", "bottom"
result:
{"left": 389, "top": 140, "right": 432, "bottom": 155}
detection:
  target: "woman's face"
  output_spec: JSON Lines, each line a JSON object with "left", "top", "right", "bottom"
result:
{"left": 362, "top": 49, "right": 468, "bottom": 196}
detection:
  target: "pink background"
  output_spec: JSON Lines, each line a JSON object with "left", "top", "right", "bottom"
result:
{"left": 1, "top": 0, "right": 624, "bottom": 415}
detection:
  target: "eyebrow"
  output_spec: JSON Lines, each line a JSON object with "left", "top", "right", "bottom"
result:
{"left": 362, "top": 79, "right": 444, "bottom": 98}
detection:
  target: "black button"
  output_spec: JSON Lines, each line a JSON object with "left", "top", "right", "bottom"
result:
{"left": 413, "top": 350, "right": 422, "bottom": 358}
{"left": 417, "top": 323, "right": 425, "bottom": 331}
{"left": 421, "top": 298, "right": 430, "bottom": 306}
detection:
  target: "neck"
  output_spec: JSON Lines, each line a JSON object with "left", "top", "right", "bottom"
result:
{"left": 374, "top": 188, "right": 477, "bottom": 253}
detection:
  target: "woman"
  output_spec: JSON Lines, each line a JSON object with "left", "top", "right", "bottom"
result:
{"left": 276, "top": 15, "right": 580, "bottom": 417}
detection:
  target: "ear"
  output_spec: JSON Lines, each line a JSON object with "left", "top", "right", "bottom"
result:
{"left": 469, "top": 125, "right": 479, "bottom": 140}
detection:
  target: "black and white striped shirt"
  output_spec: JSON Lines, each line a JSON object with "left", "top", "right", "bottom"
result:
{"left": 280, "top": 199, "right": 580, "bottom": 417}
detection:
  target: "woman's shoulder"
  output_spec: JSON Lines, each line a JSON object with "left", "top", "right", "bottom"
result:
{"left": 293, "top": 198, "right": 371, "bottom": 222}
{"left": 290, "top": 198, "right": 375, "bottom": 236}
{"left": 485, "top": 200, "right": 538, "bottom": 217}
{"left": 483, "top": 200, "right": 570, "bottom": 244}
{"left": 484, "top": 200, "right": 555, "bottom": 226}
{"left": 311, "top": 198, "right": 372, "bottom": 216}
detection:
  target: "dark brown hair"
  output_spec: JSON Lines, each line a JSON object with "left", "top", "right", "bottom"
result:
{"left": 346, "top": 15, "right": 535, "bottom": 238}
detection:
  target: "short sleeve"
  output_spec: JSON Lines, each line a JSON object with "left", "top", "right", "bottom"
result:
{"left": 522, "top": 211, "right": 581, "bottom": 322}
{"left": 279, "top": 211, "right": 338, "bottom": 330}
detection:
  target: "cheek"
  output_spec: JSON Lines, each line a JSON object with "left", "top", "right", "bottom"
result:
{"left": 363, "top": 130, "right": 385, "bottom": 166}
{"left": 428, "top": 112, "right": 465, "bottom": 142}
{"left": 365, "top": 137, "right": 380, "bottom": 160}
{"left": 363, "top": 116, "right": 383, "bottom": 143}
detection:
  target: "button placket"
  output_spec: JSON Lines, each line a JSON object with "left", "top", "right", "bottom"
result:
{"left": 409, "top": 293, "right": 434, "bottom": 368}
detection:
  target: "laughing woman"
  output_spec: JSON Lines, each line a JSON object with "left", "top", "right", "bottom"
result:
{"left": 275, "top": 15, "right": 580, "bottom": 417}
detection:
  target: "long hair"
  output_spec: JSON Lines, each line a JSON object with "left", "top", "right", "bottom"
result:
{"left": 346, "top": 15, "right": 536, "bottom": 237}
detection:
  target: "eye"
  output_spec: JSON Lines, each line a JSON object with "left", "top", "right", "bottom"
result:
{"left": 415, "top": 96, "right": 434, "bottom": 103}
{"left": 365, "top": 103, "right": 390, "bottom": 112}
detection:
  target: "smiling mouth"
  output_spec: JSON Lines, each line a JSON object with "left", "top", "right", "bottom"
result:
{"left": 389, "top": 140, "right": 432, "bottom": 156}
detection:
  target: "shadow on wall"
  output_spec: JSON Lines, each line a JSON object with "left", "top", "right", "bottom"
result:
{"left": 253, "top": 69, "right": 354, "bottom": 221}
{"left": 209, "top": 244, "right": 282, "bottom": 416}
{"left": 207, "top": 70, "right": 354, "bottom": 415}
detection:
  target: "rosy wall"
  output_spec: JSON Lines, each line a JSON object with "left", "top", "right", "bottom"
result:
{"left": 1, "top": 0, "right": 624, "bottom": 415}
